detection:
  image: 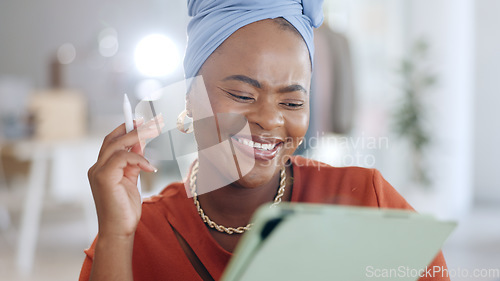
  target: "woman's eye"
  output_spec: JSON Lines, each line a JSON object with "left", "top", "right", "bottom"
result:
{"left": 226, "top": 91, "right": 254, "bottom": 102}
{"left": 281, "top": 102, "right": 304, "bottom": 109}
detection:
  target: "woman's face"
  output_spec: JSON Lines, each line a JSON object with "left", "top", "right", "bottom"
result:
{"left": 193, "top": 19, "right": 311, "bottom": 189}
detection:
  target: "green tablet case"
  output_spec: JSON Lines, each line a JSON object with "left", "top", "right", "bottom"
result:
{"left": 221, "top": 203, "right": 456, "bottom": 281}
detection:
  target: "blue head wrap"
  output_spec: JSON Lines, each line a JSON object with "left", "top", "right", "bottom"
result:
{"left": 184, "top": 0, "right": 324, "bottom": 78}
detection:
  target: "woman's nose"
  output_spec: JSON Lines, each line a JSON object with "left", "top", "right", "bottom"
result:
{"left": 249, "top": 101, "right": 284, "bottom": 131}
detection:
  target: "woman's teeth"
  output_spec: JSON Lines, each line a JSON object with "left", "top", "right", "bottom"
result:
{"left": 235, "top": 137, "right": 276, "bottom": 150}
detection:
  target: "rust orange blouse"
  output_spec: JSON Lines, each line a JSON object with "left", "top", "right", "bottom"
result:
{"left": 79, "top": 156, "right": 450, "bottom": 281}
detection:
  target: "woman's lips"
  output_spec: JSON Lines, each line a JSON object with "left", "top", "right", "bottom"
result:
{"left": 230, "top": 136, "right": 283, "bottom": 161}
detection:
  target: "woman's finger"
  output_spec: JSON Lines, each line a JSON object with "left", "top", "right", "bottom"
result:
{"left": 135, "top": 115, "right": 165, "bottom": 153}
{"left": 95, "top": 150, "right": 157, "bottom": 187}
{"left": 97, "top": 117, "right": 164, "bottom": 166}
{"left": 109, "top": 150, "right": 157, "bottom": 172}
{"left": 98, "top": 119, "right": 145, "bottom": 158}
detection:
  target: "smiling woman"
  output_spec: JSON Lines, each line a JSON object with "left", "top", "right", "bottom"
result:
{"left": 79, "top": 1, "right": 450, "bottom": 281}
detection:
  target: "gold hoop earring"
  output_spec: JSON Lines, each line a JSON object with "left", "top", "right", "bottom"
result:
{"left": 176, "top": 110, "right": 194, "bottom": 134}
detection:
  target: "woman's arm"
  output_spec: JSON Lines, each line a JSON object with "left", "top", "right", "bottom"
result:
{"left": 89, "top": 234, "right": 135, "bottom": 281}
{"left": 84, "top": 118, "right": 162, "bottom": 281}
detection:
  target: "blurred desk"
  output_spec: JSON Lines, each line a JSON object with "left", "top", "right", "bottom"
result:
{"left": 7, "top": 138, "right": 100, "bottom": 275}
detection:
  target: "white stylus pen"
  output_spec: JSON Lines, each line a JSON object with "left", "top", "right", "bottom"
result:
{"left": 124, "top": 93, "right": 134, "bottom": 133}
{"left": 123, "top": 93, "right": 143, "bottom": 202}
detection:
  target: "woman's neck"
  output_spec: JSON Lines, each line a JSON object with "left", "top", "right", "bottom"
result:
{"left": 194, "top": 157, "right": 291, "bottom": 228}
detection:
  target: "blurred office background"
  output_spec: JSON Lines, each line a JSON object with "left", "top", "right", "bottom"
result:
{"left": 0, "top": 0, "right": 498, "bottom": 280}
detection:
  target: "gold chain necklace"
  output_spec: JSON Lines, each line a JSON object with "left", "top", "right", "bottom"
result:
{"left": 190, "top": 160, "right": 287, "bottom": 235}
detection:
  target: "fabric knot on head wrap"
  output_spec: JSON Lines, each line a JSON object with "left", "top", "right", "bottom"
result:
{"left": 184, "top": 0, "right": 324, "bottom": 78}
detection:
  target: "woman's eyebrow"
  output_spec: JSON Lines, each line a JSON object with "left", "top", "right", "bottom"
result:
{"left": 222, "top": 75, "right": 261, "bottom": 88}
{"left": 278, "top": 84, "right": 307, "bottom": 94}
{"left": 222, "top": 74, "right": 307, "bottom": 94}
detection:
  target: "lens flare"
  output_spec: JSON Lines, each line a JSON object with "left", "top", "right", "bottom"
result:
{"left": 134, "top": 34, "right": 180, "bottom": 77}
{"left": 57, "top": 43, "right": 76, "bottom": 64}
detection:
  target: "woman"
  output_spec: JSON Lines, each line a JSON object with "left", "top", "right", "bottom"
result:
{"left": 79, "top": 0, "right": 450, "bottom": 280}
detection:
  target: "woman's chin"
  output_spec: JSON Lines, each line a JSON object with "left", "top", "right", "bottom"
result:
{"left": 236, "top": 169, "right": 278, "bottom": 189}
{"left": 233, "top": 156, "right": 290, "bottom": 189}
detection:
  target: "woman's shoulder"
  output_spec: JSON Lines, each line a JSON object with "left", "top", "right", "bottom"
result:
{"left": 290, "top": 155, "right": 376, "bottom": 180}
{"left": 290, "top": 156, "right": 412, "bottom": 210}
{"left": 143, "top": 181, "right": 187, "bottom": 204}
{"left": 139, "top": 182, "right": 190, "bottom": 226}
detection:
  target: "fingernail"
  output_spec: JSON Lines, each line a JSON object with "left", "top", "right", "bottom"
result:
{"left": 147, "top": 162, "right": 158, "bottom": 172}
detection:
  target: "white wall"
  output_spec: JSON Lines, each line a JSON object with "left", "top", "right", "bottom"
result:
{"left": 404, "top": 0, "right": 475, "bottom": 218}
{"left": 325, "top": 0, "right": 478, "bottom": 218}
{"left": 473, "top": 0, "right": 500, "bottom": 204}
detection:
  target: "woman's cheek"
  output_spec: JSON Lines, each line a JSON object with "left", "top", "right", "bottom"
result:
{"left": 286, "top": 111, "right": 309, "bottom": 139}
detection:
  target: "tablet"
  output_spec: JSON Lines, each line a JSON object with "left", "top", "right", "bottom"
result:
{"left": 221, "top": 203, "right": 456, "bottom": 281}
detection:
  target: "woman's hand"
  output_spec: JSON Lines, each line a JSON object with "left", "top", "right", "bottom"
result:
{"left": 88, "top": 116, "right": 163, "bottom": 239}
{"left": 87, "top": 116, "right": 163, "bottom": 281}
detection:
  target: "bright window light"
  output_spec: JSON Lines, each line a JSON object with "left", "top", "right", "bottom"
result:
{"left": 134, "top": 34, "right": 180, "bottom": 77}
